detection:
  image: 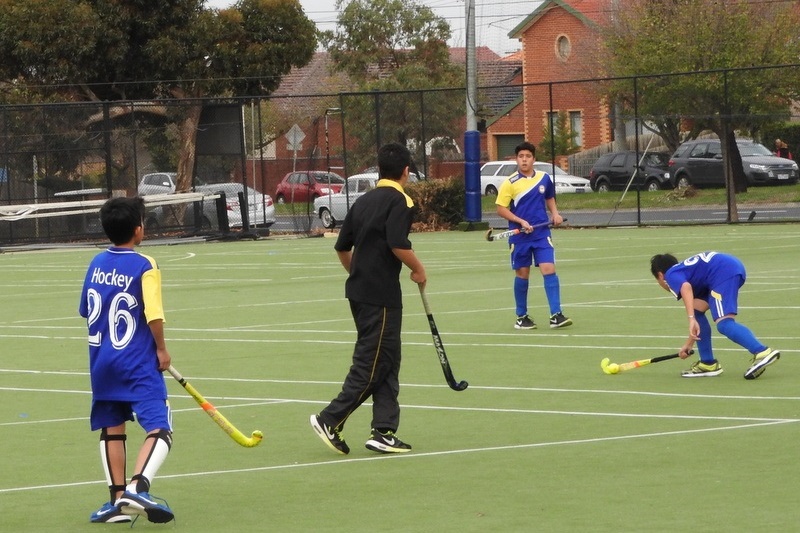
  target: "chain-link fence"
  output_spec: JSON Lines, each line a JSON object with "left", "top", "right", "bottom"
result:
{"left": 2, "top": 65, "right": 799, "bottom": 245}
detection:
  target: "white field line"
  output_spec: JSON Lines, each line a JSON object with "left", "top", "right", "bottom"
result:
{"left": 5, "top": 369, "right": 800, "bottom": 401}
{"left": 0, "top": 419, "right": 794, "bottom": 495}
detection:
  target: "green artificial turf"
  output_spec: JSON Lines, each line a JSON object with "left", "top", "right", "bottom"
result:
{"left": 1, "top": 224, "right": 798, "bottom": 531}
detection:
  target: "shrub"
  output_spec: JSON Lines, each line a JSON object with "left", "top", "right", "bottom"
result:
{"left": 407, "top": 177, "right": 465, "bottom": 231}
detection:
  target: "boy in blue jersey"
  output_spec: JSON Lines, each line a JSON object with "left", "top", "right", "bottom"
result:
{"left": 650, "top": 252, "right": 779, "bottom": 378}
{"left": 496, "top": 141, "right": 572, "bottom": 330}
{"left": 80, "top": 197, "right": 174, "bottom": 523}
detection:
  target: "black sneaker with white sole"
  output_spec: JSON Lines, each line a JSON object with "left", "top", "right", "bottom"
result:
{"left": 310, "top": 414, "right": 350, "bottom": 455}
{"left": 365, "top": 429, "right": 412, "bottom": 454}
{"left": 515, "top": 315, "right": 536, "bottom": 329}
{"left": 549, "top": 312, "right": 573, "bottom": 329}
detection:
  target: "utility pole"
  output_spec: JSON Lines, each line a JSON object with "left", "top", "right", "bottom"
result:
{"left": 463, "top": 0, "right": 481, "bottom": 222}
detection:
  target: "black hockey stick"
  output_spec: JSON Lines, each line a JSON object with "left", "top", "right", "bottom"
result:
{"left": 419, "top": 286, "right": 468, "bottom": 391}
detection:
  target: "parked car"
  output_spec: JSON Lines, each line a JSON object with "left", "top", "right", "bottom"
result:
{"left": 138, "top": 172, "right": 178, "bottom": 196}
{"left": 146, "top": 182, "right": 275, "bottom": 230}
{"left": 313, "top": 171, "right": 425, "bottom": 229}
{"left": 361, "top": 166, "right": 426, "bottom": 181}
{"left": 588, "top": 151, "right": 672, "bottom": 192}
{"left": 274, "top": 171, "right": 345, "bottom": 204}
{"left": 532, "top": 162, "right": 592, "bottom": 194}
{"left": 480, "top": 160, "right": 591, "bottom": 195}
{"left": 668, "top": 139, "right": 799, "bottom": 188}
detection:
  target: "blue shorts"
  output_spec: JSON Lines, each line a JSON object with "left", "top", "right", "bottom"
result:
{"left": 703, "top": 274, "right": 744, "bottom": 321}
{"left": 91, "top": 398, "right": 172, "bottom": 433}
{"left": 510, "top": 237, "right": 555, "bottom": 270}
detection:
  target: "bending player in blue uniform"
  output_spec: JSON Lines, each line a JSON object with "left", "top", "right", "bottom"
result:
{"left": 496, "top": 141, "right": 572, "bottom": 330}
{"left": 80, "top": 197, "right": 175, "bottom": 523}
{"left": 650, "top": 252, "right": 779, "bottom": 378}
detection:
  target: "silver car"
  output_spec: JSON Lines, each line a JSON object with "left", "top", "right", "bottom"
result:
{"left": 138, "top": 172, "right": 177, "bottom": 196}
{"left": 147, "top": 182, "right": 275, "bottom": 230}
{"left": 193, "top": 183, "right": 276, "bottom": 229}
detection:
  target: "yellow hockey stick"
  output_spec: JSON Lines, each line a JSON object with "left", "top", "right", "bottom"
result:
{"left": 167, "top": 365, "right": 263, "bottom": 447}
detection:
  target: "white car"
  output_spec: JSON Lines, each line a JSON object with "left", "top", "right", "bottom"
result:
{"left": 313, "top": 171, "right": 425, "bottom": 228}
{"left": 314, "top": 173, "right": 378, "bottom": 229}
{"left": 480, "top": 161, "right": 592, "bottom": 195}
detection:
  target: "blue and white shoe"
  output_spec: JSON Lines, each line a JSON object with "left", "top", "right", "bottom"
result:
{"left": 90, "top": 501, "right": 132, "bottom": 523}
{"left": 116, "top": 491, "right": 174, "bottom": 523}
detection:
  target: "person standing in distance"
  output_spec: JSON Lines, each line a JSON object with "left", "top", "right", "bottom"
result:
{"left": 310, "top": 142, "right": 426, "bottom": 455}
{"left": 81, "top": 197, "right": 175, "bottom": 524}
{"left": 495, "top": 141, "right": 572, "bottom": 330}
{"left": 650, "top": 252, "right": 780, "bottom": 378}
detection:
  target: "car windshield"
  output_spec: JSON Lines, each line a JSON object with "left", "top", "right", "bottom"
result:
{"left": 535, "top": 163, "right": 567, "bottom": 175}
{"left": 738, "top": 143, "right": 774, "bottom": 157}
{"left": 313, "top": 174, "right": 344, "bottom": 184}
{"left": 643, "top": 153, "right": 669, "bottom": 166}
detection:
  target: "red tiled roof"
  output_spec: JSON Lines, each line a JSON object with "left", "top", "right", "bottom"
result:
{"left": 448, "top": 46, "right": 502, "bottom": 64}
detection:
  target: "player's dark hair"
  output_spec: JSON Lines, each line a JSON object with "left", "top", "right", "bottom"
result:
{"left": 650, "top": 253, "right": 679, "bottom": 277}
{"left": 515, "top": 141, "right": 536, "bottom": 156}
{"left": 378, "top": 142, "right": 413, "bottom": 180}
{"left": 100, "top": 197, "right": 145, "bottom": 245}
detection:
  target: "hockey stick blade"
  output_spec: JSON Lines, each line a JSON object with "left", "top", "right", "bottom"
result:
{"left": 419, "top": 287, "right": 468, "bottom": 391}
{"left": 168, "top": 365, "right": 264, "bottom": 447}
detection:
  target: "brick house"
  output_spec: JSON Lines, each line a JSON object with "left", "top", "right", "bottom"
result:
{"left": 486, "top": 0, "right": 610, "bottom": 161}
{"left": 245, "top": 47, "right": 521, "bottom": 193}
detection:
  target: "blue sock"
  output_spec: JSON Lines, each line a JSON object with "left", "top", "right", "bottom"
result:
{"left": 514, "top": 277, "right": 529, "bottom": 317}
{"left": 543, "top": 273, "right": 561, "bottom": 316}
{"left": 694, "top": 313, "right": 714, "bottom": 362}
{"left": 716, "top": 318, "right": 766, "bottom": 354}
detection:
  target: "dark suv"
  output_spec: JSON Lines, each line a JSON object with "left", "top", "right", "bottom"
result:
{"left": 588, "top": 151, "right": 671, "bottom": 192}
{"left": 668, "top": 139, "right": 799, "bottom": 188}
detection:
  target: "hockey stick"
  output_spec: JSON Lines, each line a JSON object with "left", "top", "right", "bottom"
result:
{"left": 486, "top": 218, "right": 567, "bottom": 242}
{"left": 419, "top": 286, "right": 468, "bottom": 391}
{"left": 167, "top": 365, "right": 264, "bottom": 447}
{"left": 600, "top": 350, "right": 692, "bottom": 375}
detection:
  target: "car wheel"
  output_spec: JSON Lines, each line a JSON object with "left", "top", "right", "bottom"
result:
{"left": 645, "top": 179, "right": 661, "bottom": 192}
{"left": 485, "top": 185, "right": 498, "bottom": 196}
{"left": 596, "top": 179, "right": 611, "bottom": 193}
{"left": 676, "top": 175, "right": 691, "bottom": 189}
{"left": 276, "top": 194, "right": 286, "bottom": 204}
{"left": 319, "top": 208, "right": 336, "bottom": 229}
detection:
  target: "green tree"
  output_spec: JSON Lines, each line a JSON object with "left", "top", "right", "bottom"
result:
{"left": 599, "top": 0, "right": 800, "bottom": 220}
{"left": 321, "top": 0, "right": 464, "bottom": 171}
{"left": 0, "top": 0, "right": 317, "bottom": 193}
{"left": 538, "top": 110, "right": 580, "bottom": 160}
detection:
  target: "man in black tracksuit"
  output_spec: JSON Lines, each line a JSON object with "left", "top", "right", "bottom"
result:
{"left": 310, "top": 142, "right": 427, "bottom": 455}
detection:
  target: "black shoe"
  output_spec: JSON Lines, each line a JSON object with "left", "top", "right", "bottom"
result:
{"left": 365, "top": 429, "right": 412, "bottom": 454}
{"left": 515, "top": 315, "right": 536, "bottom": 329}
{"left": 310, "top": 414, "right": 350, "bottom": 455}
{"left": 549, "top": 312, "right": 573, "bottom": 329}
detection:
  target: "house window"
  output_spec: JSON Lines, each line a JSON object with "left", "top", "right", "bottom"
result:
{"left": 569, "top": 111, "right": 582, "bottom": 147}
{"left": 556, "top": 35, "right": 571, "bottom": 61}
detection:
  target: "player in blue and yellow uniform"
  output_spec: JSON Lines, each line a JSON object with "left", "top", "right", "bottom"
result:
{"left": 80, "top": 197, "right": 174, "bottom": 524}
{"left": 650, "top": 252, "right": 780, "bottom": 378}
{"left": 496, "top": 141, "right": 572, "bottom": 330}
